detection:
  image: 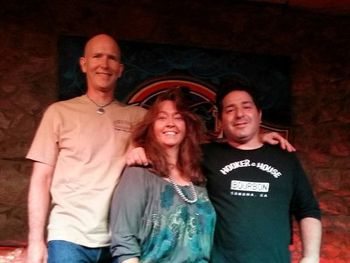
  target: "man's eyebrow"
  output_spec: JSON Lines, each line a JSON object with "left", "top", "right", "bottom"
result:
{"left": 224, "top": 101, "right": 253, "bottom": 107}
{"left": 108, "top": 54, "right": 121, "bottom": 59}
{"left": 223, "top": 104, "right": 236, "bottom": 110}
{"left": 91, "top": 52, "right": 120, "bottom": 59}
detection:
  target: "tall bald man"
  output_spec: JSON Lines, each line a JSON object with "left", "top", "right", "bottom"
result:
{"left": 26, "top": 34, "right": 146, "bottom": 263}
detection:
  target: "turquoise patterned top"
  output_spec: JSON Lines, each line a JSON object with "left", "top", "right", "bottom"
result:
{"left": 110, "top": 167, "right": 216, "bottom": 263}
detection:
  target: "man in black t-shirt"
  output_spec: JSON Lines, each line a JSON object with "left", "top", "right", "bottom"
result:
{"left": 203, "top": 79, "right": 321, "bottom": 263}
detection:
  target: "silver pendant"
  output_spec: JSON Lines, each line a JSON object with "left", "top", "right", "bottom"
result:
{"left": 97, "top": 108, "right": 105, "bottom": 114}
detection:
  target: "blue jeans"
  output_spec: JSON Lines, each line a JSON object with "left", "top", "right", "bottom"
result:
{"left": 48, "top": 240, "right": 112, "bottom": 263}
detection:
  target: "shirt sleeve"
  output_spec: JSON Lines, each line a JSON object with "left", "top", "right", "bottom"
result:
{"left": 26, "top": 104, "right": 60, "bottom": 166}
{"left": 290, "top": 155, "right": 321, "bottom": 221}
{"left": 109, "top": 167, "right": 147, "bottom": 262}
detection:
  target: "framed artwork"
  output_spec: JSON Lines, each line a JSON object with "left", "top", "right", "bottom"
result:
{"left": 58, "top": 35, "right": 292, "bottom": 139}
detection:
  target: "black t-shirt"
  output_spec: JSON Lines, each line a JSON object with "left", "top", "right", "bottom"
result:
{"left": 202, "top": 143, "right": 321, "bottom": 263}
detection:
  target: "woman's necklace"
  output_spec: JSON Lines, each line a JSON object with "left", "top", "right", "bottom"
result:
{"left": 168, "top": 176, "right": 198, "bottom": 204}
{"left": 86, "top": 95, "right": 114, "bottom": 114}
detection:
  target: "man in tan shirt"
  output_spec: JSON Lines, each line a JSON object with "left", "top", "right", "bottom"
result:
{"left": 26, "top": 34, "right": 146, "bottom": 263}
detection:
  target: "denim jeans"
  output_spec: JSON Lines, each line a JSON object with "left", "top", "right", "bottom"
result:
{"left": 48, "top": 240, "right": 112, "bottom": 263}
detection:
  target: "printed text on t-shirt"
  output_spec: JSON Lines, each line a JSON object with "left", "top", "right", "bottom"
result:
{"left": 220, "top": 159, "right": 282, "bottom": 178}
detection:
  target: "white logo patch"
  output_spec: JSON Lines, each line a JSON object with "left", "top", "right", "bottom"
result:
{"left": 231, "top": 180, "right": 269, "bottom": 192}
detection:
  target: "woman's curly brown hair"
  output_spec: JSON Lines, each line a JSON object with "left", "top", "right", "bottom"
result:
{"left": 132, "top": 87, "right": 207, "bottom": 185}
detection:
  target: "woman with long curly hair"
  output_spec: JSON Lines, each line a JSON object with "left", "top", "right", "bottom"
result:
{"left": 109, "top": 88, "right": 216, "bottom": 263}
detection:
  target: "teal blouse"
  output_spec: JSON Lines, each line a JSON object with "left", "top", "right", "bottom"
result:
{"left": 110, "top": 167, "right": 216, "bottom": 263}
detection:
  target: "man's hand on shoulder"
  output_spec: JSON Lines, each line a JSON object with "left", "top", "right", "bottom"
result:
{"left": 261, "top": 132, "right": 296, "bottom": 152}
{"left": 126, "top": 147, "right": 149, "bottom": 166}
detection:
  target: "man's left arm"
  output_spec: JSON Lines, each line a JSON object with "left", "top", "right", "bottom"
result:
{"left": 299, "top": 217, "right": 322, "bottom": 263}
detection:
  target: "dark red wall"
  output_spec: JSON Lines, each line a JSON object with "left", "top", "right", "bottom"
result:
{"left": 0, "top": 1, "right": 349, "bottom": 261}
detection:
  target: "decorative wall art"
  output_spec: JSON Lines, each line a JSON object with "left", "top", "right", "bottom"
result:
{"left": 58, "top": 35, "right": 292, "bottom": 138}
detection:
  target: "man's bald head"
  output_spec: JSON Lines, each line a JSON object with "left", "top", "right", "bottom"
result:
{"left": 84, "top": 34, "right": 121, "bottom": 61}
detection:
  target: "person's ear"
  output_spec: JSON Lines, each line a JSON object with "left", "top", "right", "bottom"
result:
{"left": 117, "top": 63, "right": 124, "bottom": 78}
{"left": 259, "top": 110, "right": 262, "bottom": 123}
{"left": 79, "top": 57, "right": 87, "bottom": 73}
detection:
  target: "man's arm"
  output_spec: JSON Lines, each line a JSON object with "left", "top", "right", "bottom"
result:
{"left": 260, "top": 132, "right": 296, "bottom": 152}
{"left": 26, "top": 162, "right": 54, "bottom": 263}
{"left": 127, "top": 132, "right": 297, "bottom": 158}
{"left": 299, "top": 217, "right": 322, "bottom": 263}
{"left": 126, "top": 131, "right": 296, "bottom": 167}
{"left": 126, "top": 147, "right": 149, "bottom": 166}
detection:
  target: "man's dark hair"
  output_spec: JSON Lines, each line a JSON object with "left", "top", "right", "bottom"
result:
{"left": 216, "top": 77, "right": 261, "bottom": 115}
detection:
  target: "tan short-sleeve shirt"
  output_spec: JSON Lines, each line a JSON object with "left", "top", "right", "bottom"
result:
{"left": 26, "top": 95, "right": 146, "bottom": 247}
